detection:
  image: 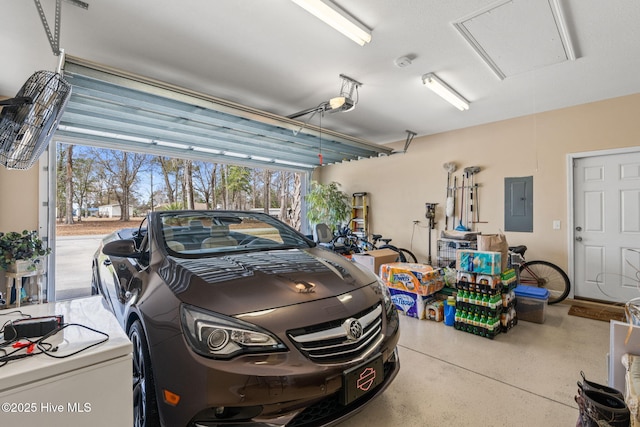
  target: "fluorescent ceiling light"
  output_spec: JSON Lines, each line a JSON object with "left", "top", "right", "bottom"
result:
{"left": 154, "top": 140, "right": 189, "bottom": 149}
{"left": 291, "top": 0, "right": 371, "bottom": 46}
{"left": 223, "top": 151, "right": 249, "bottom": 159}
{"left": 250, "top": 155, "right": 273, "bottom": 162}
{"left": 274, "top": 159, "right": 314, "bottom": 168}
{"left": 57, "top": 125, "right": 153, "bottom": 143}
{"left": 421, "top": 73, "right": 470, "bottom": 111}
{"left": 192, "top": 146, "right": 221, "bottom": 155}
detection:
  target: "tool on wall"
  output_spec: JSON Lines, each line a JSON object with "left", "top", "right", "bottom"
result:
{"left": 425, "top": 203, "right": 438, "bottom": 265}
{"left": 455, "top": 174, "right": 469, "bottom": 231}
{"left": 463, "top": 166, "right": 481, "bottom": 226}
{"left": 442, "top": 162, "right": 457, "bottom": 230}
{"left": 452, "top": 175, "right": 457, "bottom": 227}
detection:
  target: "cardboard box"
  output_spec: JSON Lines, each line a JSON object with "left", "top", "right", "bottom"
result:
{"left": 380, "top": 262, "right": 444, "bottom": 296}
{"left": 388, "top": 288, "right": 427, "bottom": 319}
{"left": 456, "top": 250, "right": 502, "bottom": 275}
{"left": 351, "top": 248, "right": 398, "bottom": 275}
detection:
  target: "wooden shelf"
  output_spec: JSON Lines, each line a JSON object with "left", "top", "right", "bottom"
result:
{"left": 350, "top": 192, "right": 369, "bottom": 237}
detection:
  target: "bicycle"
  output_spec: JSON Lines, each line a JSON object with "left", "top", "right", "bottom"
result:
{"left": 324, "top": 228, "right": 418, "bottom": 263}
{"left": 508, "top": 245, "right": 570, "bottom": 305}
{"left": 324, "top": 227, "right": 360, "bottom": 256}
{"left": 357, "top": 233, "right": 418, "bottom": 264}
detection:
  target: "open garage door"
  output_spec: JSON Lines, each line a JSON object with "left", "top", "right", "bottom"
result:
{"left": 56, "top": 56, "right": 392, "bottom": 172}
{"left": 45, "top": 56, "right": 392, "bottom": 302}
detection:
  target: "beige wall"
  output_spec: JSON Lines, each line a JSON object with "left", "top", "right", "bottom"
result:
{"left": 317, "top": 93, "right": 640, "bottom": 272}
{"left": 0, "top": 95, "right": 40, "bottom": 233}
{"left": 0, "top": 166, "right": 39, "bottom": 231}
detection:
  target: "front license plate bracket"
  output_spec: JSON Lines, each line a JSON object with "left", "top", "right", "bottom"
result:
{"left": 340, "top": 354, "right": 384, "bottom": 405}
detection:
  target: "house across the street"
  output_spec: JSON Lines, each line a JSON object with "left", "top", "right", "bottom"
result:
{"left": 98, "top": 204, "right": 134, "bottom": 218}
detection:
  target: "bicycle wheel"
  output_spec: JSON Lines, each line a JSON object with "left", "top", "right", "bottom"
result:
{"left": 379, "top": 245, "right": 417, "bottom": 263}
{"left": 519, "top": 260, "right": 570, "bottom": 304}
{"left": 397, "top": 248, "right": 417, "bottom": 263}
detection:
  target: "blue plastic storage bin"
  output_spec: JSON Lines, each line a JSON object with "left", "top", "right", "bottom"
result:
{"left": 514, "top": 285, "right": 549, "bottom": 323}
{"left": 514, "top": 285, "right": 549, "bottom": 299}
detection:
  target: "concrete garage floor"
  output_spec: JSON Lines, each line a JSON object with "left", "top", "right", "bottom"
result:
{"left": 340, "top": 304, "right": 609, "bottom": 427}
{"left": 54, "top": 235, "right": 102, "bottom": 301}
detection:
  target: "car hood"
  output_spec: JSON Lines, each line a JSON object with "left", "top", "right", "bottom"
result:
{"left": 158, "top": 247, "right": 376, "bottom": 315}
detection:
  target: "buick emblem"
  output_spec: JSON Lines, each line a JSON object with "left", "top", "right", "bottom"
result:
{"left": 343, "top": 318, "right": 363, "bottom": 341}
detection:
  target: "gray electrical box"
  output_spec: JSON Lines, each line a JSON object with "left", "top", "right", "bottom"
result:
{"left": 504, "top": 176, "right": 533, "bottom": 232}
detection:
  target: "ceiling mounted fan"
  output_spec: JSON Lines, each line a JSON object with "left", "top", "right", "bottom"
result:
{"left": 288, "top": 74, "right": 362, "bottom": 120}
{"left": 0, "top": 69, "right": 72, "bottom": 170}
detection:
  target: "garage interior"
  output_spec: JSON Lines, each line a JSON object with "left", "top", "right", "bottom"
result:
{"left": 1, "top": 1, "right": 640, "bottom": 426}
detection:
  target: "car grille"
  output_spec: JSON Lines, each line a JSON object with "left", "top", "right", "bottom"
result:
{"left": 287, "top": 304, "right": 383, "bottom": 364}
{"left": 287, "top": 354, "right": 397, "bottom": 427}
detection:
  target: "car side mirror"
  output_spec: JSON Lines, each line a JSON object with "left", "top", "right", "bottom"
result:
{"left": 102, "top": 239, "right": 142, "bottom": 258}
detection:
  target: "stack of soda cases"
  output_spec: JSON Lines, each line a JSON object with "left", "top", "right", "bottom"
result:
{"left": 453, "top": 268, "right": 518, "bottom": 339}
{"left": 499, "top": 269, "right": 518, "bottom": 331}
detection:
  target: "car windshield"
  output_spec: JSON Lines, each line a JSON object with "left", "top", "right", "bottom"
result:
{"left": 158, "top": 211, "right": 312, "bottom": 255}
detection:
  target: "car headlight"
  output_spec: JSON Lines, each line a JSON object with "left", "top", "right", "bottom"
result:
{"left": 181, "top": 304, "right": 287, "bottom": 359}
{"left": 371, "top": 277, "right": 394, "bottom": 315}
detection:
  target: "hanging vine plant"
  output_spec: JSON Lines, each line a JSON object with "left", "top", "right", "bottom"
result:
{"left": 305, "top": 181, "right": 351, "bottom": 232}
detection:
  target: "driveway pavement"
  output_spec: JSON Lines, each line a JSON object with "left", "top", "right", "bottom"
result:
{"left": 55, "top": 234, "right": 105, "bottom": 301}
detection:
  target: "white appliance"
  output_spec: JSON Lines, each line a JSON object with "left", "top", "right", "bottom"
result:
{"left": 0, "top": 296, "right": 132, "bottom": 426}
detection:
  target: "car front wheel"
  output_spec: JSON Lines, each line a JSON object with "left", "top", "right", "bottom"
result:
{"left": 130, "top": 320, "right": 160, "bottom": 427}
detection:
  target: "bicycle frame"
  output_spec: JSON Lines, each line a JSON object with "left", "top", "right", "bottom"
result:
{"left": 509, "top": 252, "right": 538, "bottom": 286}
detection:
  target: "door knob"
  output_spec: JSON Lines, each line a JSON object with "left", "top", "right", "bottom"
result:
{"left": 576, "top": 236, "right": 583, "bottom": 242}
{"left": 576, "top": 226, "right": 582, "bottom": 231}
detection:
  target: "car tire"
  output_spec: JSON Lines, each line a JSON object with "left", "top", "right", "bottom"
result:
{"left": 130, "top": 320, "right": 160, "bottom": 427}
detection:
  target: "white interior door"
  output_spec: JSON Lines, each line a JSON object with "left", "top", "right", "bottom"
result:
{"left": 573, "top": 151, "right": 640, "bottom": 302}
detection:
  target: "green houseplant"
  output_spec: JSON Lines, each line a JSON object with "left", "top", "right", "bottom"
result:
{"left": 0, "top": 230, "right": 51, "bottom": 273}
{"left": 305, "top": 181, "right": 351, "bottom": 232}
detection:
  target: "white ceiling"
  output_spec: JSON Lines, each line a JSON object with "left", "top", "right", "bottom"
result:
{"left": 2, "top": 0, "right": 640, "bottom": 146}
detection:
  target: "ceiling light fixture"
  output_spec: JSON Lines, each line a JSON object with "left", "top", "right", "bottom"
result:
{"left": 274, "top": 159, "right": 314, "bottom": 168}
{"left": 291, "top": 0, "right": 371, "bottom": 46}
{"left": 250, "top": 155, "right": 273, "bottom": 162}
{"left": 192, "top": 146, "right": 221, "bottom": 155}
{"left": 154, "top": 140, "right": 189, "bottom": 149}
{"left": 56, "top": 126, "right": 154, "bottom": 143}
{"left": 222, "top": 151, "right": 249, "bottom": 159}
{"left": 421, "top": 73, "right": 470, "bottom": 111}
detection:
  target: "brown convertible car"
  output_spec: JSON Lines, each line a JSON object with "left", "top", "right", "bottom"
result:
{"left": 92, "top": 210, "right": 400, "bottom": 427}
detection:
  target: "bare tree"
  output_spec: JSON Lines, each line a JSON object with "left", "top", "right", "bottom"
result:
{"left": 210, "top": 163, "right": 218, "bottom": 209}
{"left": 93, "top": 149, "right": 149, "bottom": 221}
{"left": 184, "top": 159, "right": 194, "bottom": 209}
{"left": 72, "top": 156, "right": 96, "bottom": 221}
{"left": 279, "top": 171, "right": 290, "bottom": 223}
{"left": 193, "top": 161, "right": 211, "bottom": 208}
{"left": 263, "top": 170, "right": 271, "bottom": 214}
{"left": 65, "top": 144, "right": 74, "bottom": 225}
{"left": 56, "top": 144, "right": 67, "bottom": 222}
{"left": 158, "top": 157, "right": 178, "bottom": 204}
{"left": 251, "top": 169, "right": 260, "bottom": 209}
{"left": 290, "top": 173, "right": 302, "bottom": 230}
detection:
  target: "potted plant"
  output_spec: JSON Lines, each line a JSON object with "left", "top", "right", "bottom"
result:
{"left": 305, "top": 181, "right": 351, "bottom": 233}
{"left": 0, "top": 230, "right": 51, "bottom": 273}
